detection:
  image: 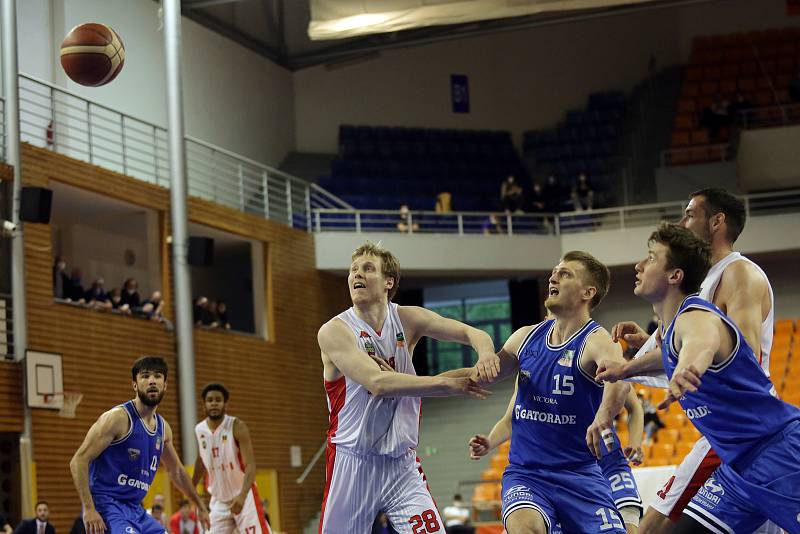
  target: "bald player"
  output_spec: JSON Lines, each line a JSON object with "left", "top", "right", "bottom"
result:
{"left": 612, "top": 188, "right": 777, "bottom": 534}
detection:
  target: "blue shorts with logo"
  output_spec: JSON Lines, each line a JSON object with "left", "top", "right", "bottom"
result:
{"left": 683, "top": 421, "right": 800, "bottom": 534}
{"left": 501, "top": 462, "right": 626, "bottom": 534}
{"left": 599, "top": 448, "right": 643, "bottom": 515}
{"left": 92, "top": 496, "right": 167, "bottom": 534}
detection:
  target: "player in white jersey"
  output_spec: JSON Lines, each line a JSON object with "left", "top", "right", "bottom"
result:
{"left": 611, "top": 189, "right": 777, "bottom": 534}
{"left": 317, "top": 242, "right": 498, "bottom": 534}
{"left": 193, "top": 384, "right": 272, "bottom": 534}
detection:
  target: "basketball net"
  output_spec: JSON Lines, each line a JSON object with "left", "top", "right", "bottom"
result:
{"left": 44, "top": 392, "right": 84, "bottom": 419}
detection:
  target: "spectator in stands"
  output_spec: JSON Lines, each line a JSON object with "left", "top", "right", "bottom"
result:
{"left": 52, "top": 256, "right": 70, "bottom": 299}
{"left": 142, "top": 291, "right": 165, "bottom": 321}
{"left": 482, "top": 213, "right": 504, "bottom": 235}
{"left": 120, "top": 278, "right": 142, "bottom": 312}
{"left": 65, "top": 269, "right": 86, "bottom": 303}
{"left": 146, "top": 493, "right": 165, "bottom": 514}
{"left": 790, "top": 68, "right": 800, "bottom": 103}
{"left": 68, "top": 516, "right": 85, "bottom": 534}
{"left": 169, "top": 500, "right": 198, "bottom": 534}
{"left": 543, "top": 174, "right": 565, "bottom": 212}
{"left": 149, "top": 505, "right": 167, "bottom": 529}
{"left": 396, "top": 204, "right": 419, "bottom": 233}
{"left": 435, "top": 192, "right": 452, "bottom": 213}
{"left": 109, "top": 288, "right": 131, "bottom": 315}
{"left": 194, "top": 297, "right": 210, "bottom": 325}
{"left": 12, "top": 501, "right": 54, "bottom": 534}
{"left": 85, "top": 278, "right": 111, "bottom": 310}
{"left": 700, "top": 94, "right": 730, "bottom": 139}
{"left": 639, "top": 390, "right": 665, "bottom": 446}
{"left": 1, "top": 512, "right": 12, "bottom": 534}
{"left": 216, "top": 300, "right": 231, "bottom": 330}
{"left": 500, "top": 175, "right": 523, "bottom": 213}
{"left": 571, "top": 173, "right": 595, "bottom": 211}
{"left": 526, "top": 182, "right": 546, "bottom": 213}
{"left": 207, "top": 300, "right": 221, "bottom": 328}
{"left": 443, "top": 494, "right": 474, "bottom": 534}
{"left": 727, "top": 92, "right": 752, "bottom": 125}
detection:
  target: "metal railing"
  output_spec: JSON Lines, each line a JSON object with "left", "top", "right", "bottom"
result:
{"left": 660, "top": 143, "right": 729, "bottom": 167}
{"left": 15, "top": 73, "right": 350, "bottom": 231}
{"left": 312, "top": 189, "right": 800, "bottom": 236}
{"left": 739, "top": 103, "right": 800, "bottom": 130}
{"left": 0, "top": 293, "right": 13, "bottom": 360}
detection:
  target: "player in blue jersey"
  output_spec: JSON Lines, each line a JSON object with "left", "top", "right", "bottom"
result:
{"left": 469, "top": 251, "right": 633, "bottom": 534}
{"left": 70, "top": 356, "right": 210, "bottom": 534}
{"left": 597, "top": 223, "right": 800, "bottom": 533}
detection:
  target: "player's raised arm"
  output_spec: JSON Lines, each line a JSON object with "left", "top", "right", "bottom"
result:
{"left": 398, "top": 305, "right": 500, "bottom": 382}
{"left": 319, "top": 319, "right": 491, "bottom": 399}
{"left": 160, "top": 421, "right": 210, "bottom": 528}
{"left": 231, "top": 418, "right": 257, "bottom": 515}
{"left": 469, "top": 379, "right": 518, "bottom": 460}
{"left": 70, "top": 407, "right": 129, "bottom": 534}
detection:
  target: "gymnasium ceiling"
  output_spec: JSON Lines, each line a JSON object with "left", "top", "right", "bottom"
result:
{"left": 176, "top": 0, "right": 717, "bottom": 70}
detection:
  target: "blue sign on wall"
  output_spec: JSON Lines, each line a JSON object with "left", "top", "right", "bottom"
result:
{"left": 451, "top": 74, "right": 470, "bottom": 113}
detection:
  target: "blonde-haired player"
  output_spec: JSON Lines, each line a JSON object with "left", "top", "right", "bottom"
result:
{"left": 193, "top": 384, "right": 272, "bottom": 534}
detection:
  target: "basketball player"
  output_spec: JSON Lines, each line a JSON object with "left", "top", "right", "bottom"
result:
{"left": 465, "top": 251, "right": 632, "bottom": 534}
{"left": 70, "top": 356, "right": 209, "bottom": 534}
{"left": 611, "top": 188, "right": 777, "bottom": 534}
{"left": 193, "top": 383, "right": 271, "bottom": 534}
{"left": 317, "top": 242, "right": 496, "bottom": 533}
{"left": 597, "top": 223, "right": 800, "bottom": 532}
{"left": 469, "top": 386, "right": 644, "bottom": 533}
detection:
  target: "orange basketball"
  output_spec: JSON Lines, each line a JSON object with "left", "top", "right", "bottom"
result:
{"left": 618, "top": 338, "right": 629, "bottom": 353}
{"left": 60, "top": 23, "right": 125, "bottom": 87}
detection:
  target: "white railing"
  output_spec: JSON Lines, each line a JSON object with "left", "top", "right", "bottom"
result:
{"left": 312, "top": 189, "right": 800, "bottom": 236}
{"left": 15, "top": 73, "right": 350, "bottom": 231}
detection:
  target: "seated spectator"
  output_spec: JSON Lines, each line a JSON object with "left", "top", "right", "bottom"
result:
{"left": 12, "top": 501, "right": 54, "bottom": 534}
{"left": 435, "top": 192, "right": 452, "bottom": 213}
{"left": 500, "top": 174, "right": 523, "bottom": 213}
{"left": 443, "top": 494, "right": 474, "bottom": 534}
{"left": 700, "top": 94, "right": 730, "bottom": 139}
{"left": 67, "top": 269, "right": 86, "bottom": 303}
{"left": 526, "top": 182, "right": 546, "bottom": 213}
{"left": 52, "top": 256, "right": 71, "bottom": 299}
{"left": 639, "top": 391, "right": 665, "bottom": 445}
{"left": 727, "top": 92, "right": 752, "bottom": 124}
{"left": 207, "top": 300, "right": 220, "bottom": 328}
{"left": 543, "top": 174, "right": 566, "bottom": 212}
{"left": 142, "top": 291, "right": 165, "bottom": 321}
{"left": 790, "top": 68, "right": 800, "bottom": 103}
{"left": 194, "top": 297, "right": 209, "bottom": 325}
{"left": 571, "top": 173, "right": 595, "bottom": 211}
{"left": 216, "top": 300, "right": 231, "bottom": 330}
{"left": 482, "top": 214, "right": 504, "bottom": 235}
{"left": 109, "top": 288, "right": 131, "bottom": 315}
{"left": 121, "top": 278, "right": 141, "bottom": 311}
{"left": 85, "top": 278, "right": 111, "bottom": 310}
{"left": 169, "top": 500, "right": 198, "bottom": 534}
{"left": 396, "top": 204, "right": 419, "bottom": 233}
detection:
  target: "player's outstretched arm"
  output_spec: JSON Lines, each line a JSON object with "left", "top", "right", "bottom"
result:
{"left": 661, "top": 310, "right": 722, "bottom": 408}
{"left": 191, "top": 449, "right": 206, "bottom": 493}
{"left": 231, "top": 419, "right": 257, "bottom": 515}
{"left": 622, "top": 387, "right": 644, "bottom": 465}
{"left": 70, "top": 407, "right": 130, "bottom": 534}
{"left": 398, "top": 306, "right": 500, "bottom": 382}
{"left": 319, "top": 319, "right": 491, "bottom": 399}
{"left": 161, "top": 421, "right": 210, "bottom": 529}
{"left": 469, "top": 379, "right": 518, "bottom": 460}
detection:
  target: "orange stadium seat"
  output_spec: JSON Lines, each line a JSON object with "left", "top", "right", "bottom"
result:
{"left": 481, "top": 467, "right": 504, "bottom": 481}
{"left": 675, "top": 441, "right": 694, "bottom": 460}
{"left": 682, "top": 425, "right": 702, "bottom": 442}
{"left": 490, "top": 453, "right": 508, "bottom": 469}
{"left": 646, "top": 457, "right": 671, "bottom": 467}
{"left": 664, "top": 412, "right": 688, "bottom": 429}
{"left": 671, "top": 131, "right": 690, "bottom": 147}
{"left": 658, "top": 428, "right": 680, "bottom": 444}
{"left": 651, "top": 443, "right": 675, "bottom": 462}
{"left": 775, "top": 319, "right": 795, "bottom": 334}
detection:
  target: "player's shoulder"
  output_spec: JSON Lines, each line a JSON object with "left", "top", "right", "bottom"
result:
{"left": 318, "top": 316, "right": 350, "bottom": 340}
{"left": 503, "top": 323, "right": 540, "bottom": 354}
{"left": 721, "top": 257, "right": 768, "bottom": 287}
{"left": 585, "top": 325, "right": 615, "bottom": 354}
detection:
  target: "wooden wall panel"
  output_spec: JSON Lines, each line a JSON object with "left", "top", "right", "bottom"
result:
{"left": 0, "top": 361, "right": 24, "bottom": 432}
{"left": 8, "top": 145, "right": 350, "bottom": 533}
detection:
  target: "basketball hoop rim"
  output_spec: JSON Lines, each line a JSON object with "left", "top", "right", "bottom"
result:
{"left": 43, "top": 389, "right": 83, "bottom": 404}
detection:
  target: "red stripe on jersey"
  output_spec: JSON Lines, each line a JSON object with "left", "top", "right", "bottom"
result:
{"left": 668, "top": 447, "right": 721, "bottom": 522}
{"left": 324, "top": 376, "right": 347, "bottom": 438}
{"left": 251, "top": 484, "right": 272, "bottom": 534}
{"left": 318, "top": 443, "right": 337, "bottom": 534}
{"left": 415, "top": 456, "right": 439, "bottom": 512}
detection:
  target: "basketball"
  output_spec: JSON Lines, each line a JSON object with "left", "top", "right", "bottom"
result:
{"left": 60, "top": 23, "right": 125, "bottom": 87}
{"left": 618, "top": 337, "right": 629, "bottom": 354}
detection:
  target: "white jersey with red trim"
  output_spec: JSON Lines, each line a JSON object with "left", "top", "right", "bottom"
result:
{"left": 324, "top": 302, "right": 420, "bottom": 458}
{"left": 195, "top": 415, "right": 245, "bottom": 502}
{"left": 630, "top": 251, "right": 774, "bottom": 388}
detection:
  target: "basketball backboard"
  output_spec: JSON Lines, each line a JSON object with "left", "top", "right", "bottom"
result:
{"left": 25, "top": 350, "right": 63, "bottom": 410}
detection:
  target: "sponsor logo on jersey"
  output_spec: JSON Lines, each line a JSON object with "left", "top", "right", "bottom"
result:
{"left": 685, "top": 405, "right": 711, "bottom": 420}
{"left": 125, "top": 527, "right": 135, "bottom": 534}
{"left": 201, "top": 439, "right": 207, "bottom": 449}
{"left": 557, "top": 350, "right": 574, "bottom": 367}
{"left": 503, "top": 484, "right": 534, "bottom": 502}
{"left": 363, "top": 340, "right": 376, "bottom": 357}
{"left": 222, "top": 434, "right": 228, "bottom": 442}
{"left": 155, "top": 436, "right": 162, "bottom": 450}
{"left": 696, "top": 477, "right": 723, "bottom": 505}
{"left": 515, "top": 405, "right": 576, "bottom": 425}
{"left": 396, "top": 332, "right": 405, "bottom": 348}
{"left": 360, "top": 330, "right": 370, "bottom": 338}
{"left": 703, "top": 478, "right": 724, "bottom": 494}
{"left": 117, "top": 473, "right": 150, "bottom": 491}
{"left": 127, "top": 448, "right": 141, "bottom": 461}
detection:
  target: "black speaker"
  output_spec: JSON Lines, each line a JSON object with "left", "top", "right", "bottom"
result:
{"left": 509, "top": 278, "right": 541, "bottom": 331}
{"left": 19, "top": 187, "right": 53, "bottom": 224}
{"left": 188, "top": 237, "right": 214, "bottom": 266}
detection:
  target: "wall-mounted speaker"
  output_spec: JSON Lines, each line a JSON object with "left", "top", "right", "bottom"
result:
{"left": 188, "top": 236, "right": 214, "bottom": 266}
{"left": 19, "top": 187, "right": 53, "bottom": 224}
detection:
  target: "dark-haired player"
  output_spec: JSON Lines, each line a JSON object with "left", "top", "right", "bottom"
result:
{"left": 193, "top": 383, "right": 271, "bottom": 534}
{"left": 70, "top": 356, "right": 209, "bottom": 534}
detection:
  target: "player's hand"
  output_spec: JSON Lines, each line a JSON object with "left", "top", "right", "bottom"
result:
{"left": 586, "top": 410, "right": 615, "bottom": 460}
{"left": 197, "top": 506, "right": 211, "bottom": 530}
{"left": 83, "top": 508, "right": 107, "bottom": 534}
{"left": 475, "top": 351, "right": 501, "bottom": 383}
{"left": 230, "top": 493, "right": 247, "bottom": 515}
{"left": 611, "top": 321, "right": 649, "bottom": 350}
{"left": 660, "top": 365, "right": 701, "bottom": 409}
{"left": 595, "top": 359, "right": 628, "bottom": 383}
{"left": 623, "top": 445, "right": 644, "bottom": 466}
{"left": 468, "top": 434, "right": 491, "bottom": 459}
{"left": 369, "top": 354, "right": 395, "bottom": 372}
{"left": 448, "top": 377, "right": 492, "bottom": 400}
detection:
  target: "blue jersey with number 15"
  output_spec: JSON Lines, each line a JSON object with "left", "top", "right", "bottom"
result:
{"left": 89, "top": 400, "right": 164, "bottom": 503}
